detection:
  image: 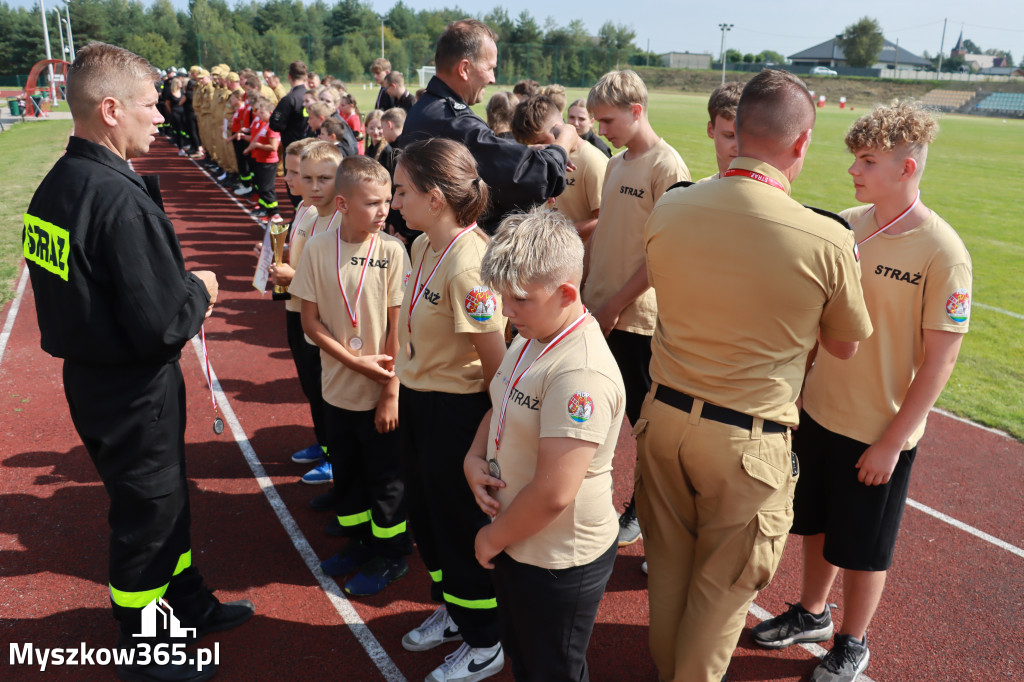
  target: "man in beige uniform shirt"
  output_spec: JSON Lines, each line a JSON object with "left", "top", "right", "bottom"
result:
{"left": 638, "top": 69, "right": 873, "bottom": 682}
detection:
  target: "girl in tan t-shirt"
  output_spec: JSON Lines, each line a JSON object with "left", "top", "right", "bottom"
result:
{"left": 391, "top": 139, "right": 508, "bottom": 682}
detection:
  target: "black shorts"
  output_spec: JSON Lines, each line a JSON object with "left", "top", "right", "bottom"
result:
{"left": 791, "top": 412, "right": 916, "bottom": 572}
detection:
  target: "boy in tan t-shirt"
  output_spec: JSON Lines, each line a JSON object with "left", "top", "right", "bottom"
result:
{"left": 699, "top": 81, "right": 743, "bottom": 182}
{"left": 269, "top": 142, "right": 344, "bottom": 486}
{"left": 466, "top": 208, "right": 625, "bottom": 682}
{"left": 752, "top": 101, "right": 972, "bottom": 682}
{"left": 510, "top": 95, "right": 606, "bottom": 242}
{"left": 290, "top": 156, "right": 412, "bottom": 596}
{"left": 582, "top": 69, "right": 690, "bottom": 545}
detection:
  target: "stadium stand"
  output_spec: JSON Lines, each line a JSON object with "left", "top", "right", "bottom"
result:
{"left": 920, "top": 89, "right": 975, "bottom": 111}
{"left": 975, "top": 92, "right": 1024, "bottom": 115}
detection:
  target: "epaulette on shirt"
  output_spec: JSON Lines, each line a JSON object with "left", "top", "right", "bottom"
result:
{"left": 445, "top": 97, "right": 471, "bottom": 115}
{"left": 666, "top": 180, "right": 695, "bottom": 193}
{"left": 803, "top": 205, "right": 852, "bottom": 231}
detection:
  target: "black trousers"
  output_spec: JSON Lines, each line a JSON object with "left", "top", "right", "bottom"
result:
{"left": 63, "top": 360, "right": 213, "bottom": 636}
{"left": 492, "top": 542, "right": 617, "bottom": 682}
{"left": 605, "top": 329, "right": 652, "bottom": 428}
{"left": 324, "top": 403, "right": 411, "bottom": 558}
{"left": 285, "top": 310, "right": 328, "bottom": 451}
{"left": 252, "top": 160, "right": 279, "bottom": 215}
{"left": 232, "top": 139, "right": 253, "bottom": 186}
{"left": 400, "top": 386, "right": 499, "bottom": 647}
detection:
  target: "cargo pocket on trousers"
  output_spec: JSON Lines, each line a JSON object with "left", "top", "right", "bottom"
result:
{"left": 731, "top": 507, "right": 793, "bottom": 593}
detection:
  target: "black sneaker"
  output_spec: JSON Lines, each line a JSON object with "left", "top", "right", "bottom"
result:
{"left": 617, "top": 498, "right": 641, "bottom": 546}
{"left": 309, "top": 489, "right": 337, "bottom": 511}
{"left": 251, "top": 208, "right": 269, "bottom": 218}
{"left": 811, "top": 634, "right": 869, "bottom": 682}
{"left": 751, "top": 602, "right": 833, "bottom": 649}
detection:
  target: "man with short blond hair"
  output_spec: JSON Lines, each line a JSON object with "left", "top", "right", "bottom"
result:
{"left": 637, "top": 68, "right": 872, "bottom": 681}
{"left": 25, "top": 41, "right": 253, "bottom": 682}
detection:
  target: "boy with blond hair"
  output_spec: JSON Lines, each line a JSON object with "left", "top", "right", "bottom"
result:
{"left": 582, "top": 70, "right": 690, "bottom": 545}
{"left": 290, "top": 156, "right": 413, "bottom": 595}
{"left": 466, "top": 208, "right": 625, "bottom": 682}
{"left": 752, "top": 100, "right": 972, "bottom": 682}
{"left": 512, "top": 95, "right": 606, "bottom": 242}
{"left": 270, "top": 141, "right": 345, "bottom": 486}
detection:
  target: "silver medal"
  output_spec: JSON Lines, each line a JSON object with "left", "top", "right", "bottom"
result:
{"left": 213, "top": 417, "right": 224, "bottom": 435}
{"left": 487, "top": 459, "right": 501, "bottom": 480}
{"left": 407, "top": 341, "right": 415, "bottom": 359}
{"left": 348, "top": 336, "right": 363, "bottom": 351}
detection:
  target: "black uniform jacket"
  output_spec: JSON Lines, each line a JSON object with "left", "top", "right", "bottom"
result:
{"left": 395, "top": 76, "right": 568, "bottom": 232}
{"left": 24, "top": 136, "right": 210, "bottom": 365}
{"left": 269, "top": 83, "right": 308, "bottom": 153}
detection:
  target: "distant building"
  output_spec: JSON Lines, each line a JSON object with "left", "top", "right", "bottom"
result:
{"left": 789, "top": 37, "right": 930, "bottom": 70}
{"left": 659, "top": 52, "right": 712, "bottom": 70}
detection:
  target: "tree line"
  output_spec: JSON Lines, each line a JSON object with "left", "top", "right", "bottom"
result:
{"left": 0, "top": 0, "right": 666, "bottom": 85}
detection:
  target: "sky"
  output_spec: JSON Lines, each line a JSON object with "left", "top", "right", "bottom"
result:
{"left": 15, "top": 0, "right": 1024, "bottom": 63}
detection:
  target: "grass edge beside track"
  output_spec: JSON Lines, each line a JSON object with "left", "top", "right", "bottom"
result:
{"left": 0, "top": 120, "right": 74, "bottom": 307}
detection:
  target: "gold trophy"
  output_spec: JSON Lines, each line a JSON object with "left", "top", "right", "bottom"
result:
{"left": 270, "top": 222, "right": 291, "bottom": 300}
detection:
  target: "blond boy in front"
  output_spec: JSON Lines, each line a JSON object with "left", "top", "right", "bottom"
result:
{"left": 582, "top": 69, "right": 690, "bottom": 545}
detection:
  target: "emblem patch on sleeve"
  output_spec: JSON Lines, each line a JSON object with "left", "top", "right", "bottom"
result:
{"left": 567, "top": 391, "right": 595, "bottom": 423}
{"left": 464, "top": 286, "right": 497, "bottom": 321}
{"left": 945, "top": 288, "right": 970, "bottom": 323}
{"left": 403, "top": 270, "right": 412, "bottom": 287}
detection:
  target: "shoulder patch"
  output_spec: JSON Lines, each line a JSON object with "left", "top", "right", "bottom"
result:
{"left": 464, "top": 286, "right": 497, "bottom": 321}
{"left": 567, "top": 391, "right": 594, "bottom": 423}
{"left": 23, "top": 214, "right": 71, "bottom": 282}
{"left": 666, "top": 180, "right": 696, "bottom": 193}
{"left": 945, "top": 288, "right": 970, "bottom": 323}
{"left": 403, "top": 269, "right": 412, "bottom": 287}
{"left": 804, "top": 205, "right": 853, "bottom": 231}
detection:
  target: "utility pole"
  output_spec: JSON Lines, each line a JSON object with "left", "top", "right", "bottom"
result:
{"left": 56, "top": 9, "right": 66, "bottom": 62}
{"left": 38, "top": 0, "right": 57, "bottom": 106}
{"left": 719, "top": 23, "right": 733, "bottom": 85}
{"left": 895, "top": 37, "right": 899, "bottom": 73}
{"left": 937, "top": 18, "right": 947, "bottom": 76}
{"left": 380, "top": 17, "right": 385, "bottom": 59}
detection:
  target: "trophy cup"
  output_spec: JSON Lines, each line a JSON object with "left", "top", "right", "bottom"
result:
{"left": 270, "top": 222, "right": 291, "bottom": 301}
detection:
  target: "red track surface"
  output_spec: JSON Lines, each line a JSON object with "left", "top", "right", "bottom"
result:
{"left": 2, "top": 140, "right": 1022, "bottom": 681}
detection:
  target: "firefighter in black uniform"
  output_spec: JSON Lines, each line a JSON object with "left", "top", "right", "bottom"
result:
{"left": 395, "top": 18, "right": 577, "bottom": 234}
{"left": 23, "top": 42, "right": 253, "bottom": 682}
{"left": 269, "top": 60, "right": 309, "bottom": 209}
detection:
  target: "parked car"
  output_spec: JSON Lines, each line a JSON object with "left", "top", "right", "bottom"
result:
{"left": 810, "top": 66, "right": 838, "bottom": 76}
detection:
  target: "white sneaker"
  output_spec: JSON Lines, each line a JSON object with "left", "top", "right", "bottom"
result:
{"left": 425, "top": 642, "right": 503, "bottom": 682}
{"left": 233, "top": 185, "right": 253, "bottom": 196}
{"left": 402, "top": 606, "right": 462, "bottom": 652}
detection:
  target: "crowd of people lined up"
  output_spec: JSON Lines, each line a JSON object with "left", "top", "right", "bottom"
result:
{"left": 26, "top": 18, "right": 971, "bottom": 682}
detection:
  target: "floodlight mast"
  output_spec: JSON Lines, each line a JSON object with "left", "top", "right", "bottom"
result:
{"left": 719, "top": 23, "right": 733, "bottom": 85}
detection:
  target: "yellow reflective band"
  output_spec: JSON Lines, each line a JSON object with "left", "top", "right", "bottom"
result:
{"left": 110, "top": 583, "right": 168, "bottom": 609}
{"left": 173, "top": 550, "right": 191, "bottom": 576}
{"left": 337, "top": 510, "right": 371, "bottom": 527}
{"left": 23, "top": 214, "right": 70, "bottom": 281}
{"left": 429, "top": 570, "right": 442, "bottom": 583}
{"left": 371, "top": 519, "right": 407, "bottom": 539}
{"left": 443, "top": 592, "right": 497, "bottom": 610}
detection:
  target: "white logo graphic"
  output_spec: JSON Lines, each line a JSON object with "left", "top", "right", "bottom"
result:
{"left": 134, "top": 598, "right": 197, "bottom": 639}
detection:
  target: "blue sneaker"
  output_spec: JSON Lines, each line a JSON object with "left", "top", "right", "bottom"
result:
{"left": 291, "top": 443, "right": 324, "bottom": 464}
{"left": 320, "top": 539, "right": 374, "bottom": 576}
{"left": 345, "top": 556, "right": 409, "bottom": 596}
{"left": 301, "top": 460, "right": 332, "bottom": 484}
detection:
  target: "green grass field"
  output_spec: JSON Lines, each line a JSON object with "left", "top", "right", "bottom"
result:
{"left": 3, "top": 92, "right": 1022, "bottom": 439}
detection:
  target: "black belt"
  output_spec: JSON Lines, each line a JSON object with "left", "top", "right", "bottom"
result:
{"left": 654, "top": 385, "right": 788, "bottom": 433}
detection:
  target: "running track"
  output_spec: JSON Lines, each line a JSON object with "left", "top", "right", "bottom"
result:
{"left": 1, "top": 140, "right": 1022, "bottom": 681}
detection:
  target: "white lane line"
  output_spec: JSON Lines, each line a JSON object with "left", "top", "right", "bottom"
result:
{"left": 906, "top": 498, "right": 1024, "bottom": 560}
{"left": 188, "top": 336, "right": 406, "bottom": 682}
{"left": 930, "top": 407, "right": 1014, "bottom": 440}
{"left": 747, "top": 602, "right": 877, "bottom": 681}
{"left": 0, "top": 266, "right": 30, "bottom": 369}
{"left": 974, "top": 302, "right": 1024, "bottom": 321}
